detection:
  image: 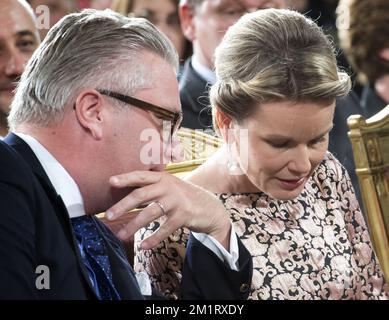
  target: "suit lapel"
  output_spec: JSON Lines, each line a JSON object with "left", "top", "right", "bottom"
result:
{"left": 4, "top": 133, "right": 55, "bottom": 187}
{"left": 3, "top": 133, "right": 99, "bottom": 299}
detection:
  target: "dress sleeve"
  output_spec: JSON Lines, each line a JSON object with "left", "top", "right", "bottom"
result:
{"left": 330, "top": 153, "right": 389, "bottom": 299}
{"left": 133, "top": 218, "right": 190, "bottom": 299}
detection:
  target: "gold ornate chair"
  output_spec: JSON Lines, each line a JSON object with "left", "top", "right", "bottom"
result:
{"left": 99, "top": 128, "right": 223, "bottom": 264}
{"left": 348, "top": 105, "right": 389, "bottom": 282}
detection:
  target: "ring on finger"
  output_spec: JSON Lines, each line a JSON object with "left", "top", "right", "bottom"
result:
{"left": 153, "top": 201, "right": 166, "bottom": 215}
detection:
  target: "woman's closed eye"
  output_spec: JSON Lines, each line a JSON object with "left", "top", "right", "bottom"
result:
{"left": 308, "top": 136, "right": 327, "bottom": 147}
{"left": 268, "top": 140, "right": 290, "bottom": 149}
{"left": 267, "top": 136, "right": 327, "bottom": 149}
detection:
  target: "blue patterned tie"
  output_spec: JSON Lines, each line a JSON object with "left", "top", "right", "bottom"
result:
{"left": 71, "top": 215, "right": 120, "bottom": 300}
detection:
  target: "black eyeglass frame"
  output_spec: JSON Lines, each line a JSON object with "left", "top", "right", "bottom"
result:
{"left": 97, "top": 89, "right": 182, "bottom": 136}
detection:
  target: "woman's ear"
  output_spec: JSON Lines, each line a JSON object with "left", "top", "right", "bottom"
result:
{"left": 73, "top": 89, "right": 105, "bottom": 140}
{"left": 215, "top": 107, "right": 234, "bottom": 142}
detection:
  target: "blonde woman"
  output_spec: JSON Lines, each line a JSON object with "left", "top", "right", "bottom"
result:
{"left": 135, "top": 9, "right": 388, "bottom": 299}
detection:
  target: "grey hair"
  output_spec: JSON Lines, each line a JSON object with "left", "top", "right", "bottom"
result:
{"left": 8, "top": 9, "right": 178, "bottom": 129}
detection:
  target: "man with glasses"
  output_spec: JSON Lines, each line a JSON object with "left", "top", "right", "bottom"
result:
{"left": 0, "top": 9, "right": 252, "bottom": 299}
{"left": 97, "top": 89, "right": 183, "bottom": 139}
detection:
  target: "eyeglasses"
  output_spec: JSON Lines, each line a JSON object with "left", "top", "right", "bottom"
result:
{"left": 97, "top": 89, "right": 183, "bottom": 137}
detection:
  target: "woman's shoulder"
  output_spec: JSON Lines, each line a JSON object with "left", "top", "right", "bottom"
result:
{"left": 314, "top": 151, "right": 349, "bottom": 183}
{"left": 308, "top": 151, "right": 359, "bottom": 204}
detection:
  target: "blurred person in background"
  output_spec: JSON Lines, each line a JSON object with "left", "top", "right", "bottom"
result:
{"left": 338, "top": 0, "right": 389, "bottom": 116}
{"left": 111, "top": 0, "right": 191, "bottom": 65}
{"left": 178, "top": 0, "right": 286, "bottom": 131}
{"left": 90, "top": 0, "right": 113, "bottom": 9}
{"left": 27, "top": 0, "right": 76, "bottom": 40}
{"left": 329, "top": 0, "right": 389, "bottom": 210}
{"left": 285, "top": 0, "right": 308, "bottom": 11}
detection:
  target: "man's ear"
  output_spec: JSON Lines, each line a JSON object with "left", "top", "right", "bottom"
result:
{"left": 73, "top": 89, "right": 105, "bottom": 140}
{"left": 215, "top": 107, "right": 234, "bottom": 142}
{"left": 179, "top": 3, "right": 196, "bottom": 42}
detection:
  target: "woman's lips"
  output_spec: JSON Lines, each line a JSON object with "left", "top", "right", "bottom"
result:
{"left": 276, "top": 177, "right": 306, "bottom": 190}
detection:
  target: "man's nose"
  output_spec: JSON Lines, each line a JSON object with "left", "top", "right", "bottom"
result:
{"left": 4, "top": 49, "right": 25, "bottom": 77}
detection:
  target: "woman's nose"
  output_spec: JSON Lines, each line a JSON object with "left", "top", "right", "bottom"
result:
{"left": 288, "top": 146, "right": 312, "bottom": 176}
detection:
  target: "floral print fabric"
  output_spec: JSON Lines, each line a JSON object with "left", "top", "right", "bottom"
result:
{"left": 134, "top": 152, "right": 388, "bottom": 299}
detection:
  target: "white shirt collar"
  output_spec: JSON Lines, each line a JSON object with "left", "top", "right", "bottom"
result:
{"left": 14, "top": 132, "right": 86, "bottom": 218}
{"left": 191, "top": 56, "right": 217, "bottom": 85}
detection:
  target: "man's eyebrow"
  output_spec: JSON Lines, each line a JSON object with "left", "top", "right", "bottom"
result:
{"left": 16, "top": 30, "right": 38, "bottom": 38}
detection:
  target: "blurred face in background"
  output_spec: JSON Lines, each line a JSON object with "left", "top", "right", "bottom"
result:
{"left": 0, "top": 0, "right": 39, "bottom": 129}
{"left": 180, "top": 0, "right": 286, "bottom": 70}
{"left": 285, "top": 0, "right": 308, "bottom": 11}
{"left": 90, "top": 0, "right": 113, "bottom": 10}
{"left": 131, "top": 0, "right": 186, "bottom": 60}
{"left": 28, "top": 0, "right": 76, "bottom": 39}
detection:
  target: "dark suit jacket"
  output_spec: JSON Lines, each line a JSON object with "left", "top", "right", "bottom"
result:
{"left": 179, "top": 58, "right": 214, "bottom": 131}
{"left": 360, "top": 85, "right": 387, "bottom": 118}
{"left": 0, "top": 133, "right": 252, "bottom": 300}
